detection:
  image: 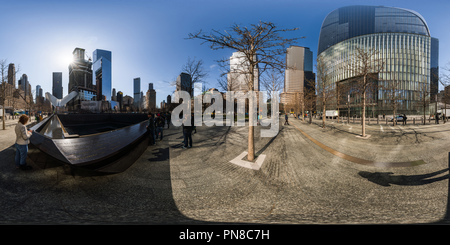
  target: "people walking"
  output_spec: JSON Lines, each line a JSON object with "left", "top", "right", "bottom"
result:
{"left": 14, "top": 115, "right": 33, "bottom": 170}
{"left": 435, "top": 112, "right": 440, "bottom": 124}
{"left": 284, "top": 114, "right": 289, "bottom": 125}
{"left": 155, "top": 113, "right": 165, "bottom": 140}
{"left": 147, "top": 113, "right": 156, "bottom": 145}
{"left": 402, "top": 114, "right": 407, "bottom": 125}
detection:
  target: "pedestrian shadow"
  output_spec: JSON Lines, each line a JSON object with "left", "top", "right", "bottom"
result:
{"left": 148, "top": 146, "right": 170, "bottom": 162}
{"left": 358, "top": 168, "right": 449, "bottom": 187}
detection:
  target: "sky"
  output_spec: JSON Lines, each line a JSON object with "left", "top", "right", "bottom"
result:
{"left": 1, "top": 0, "right": 449, "bottom": 106}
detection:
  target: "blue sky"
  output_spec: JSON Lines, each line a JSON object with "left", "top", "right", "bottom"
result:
{"left": 1, "top": 0, "right": 449, "bottom": 106}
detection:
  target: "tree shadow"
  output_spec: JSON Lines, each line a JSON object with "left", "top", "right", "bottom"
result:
{"left": 358, "top": 169, "right": 449, "bottom": 187}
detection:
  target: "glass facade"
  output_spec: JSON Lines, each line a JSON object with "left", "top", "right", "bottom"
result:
{"left": 317, "top": 5, "right": 439, "bottom": 116}
{"left": 93, "top": 49, "right": 112, "bottom": 101}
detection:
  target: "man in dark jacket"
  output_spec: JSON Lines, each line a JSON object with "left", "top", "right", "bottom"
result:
{"left": 147, "top": 113, "right": 156, "bottom": 145}
{"left": 182, "top": 114, "right": 194, "bottom": 149}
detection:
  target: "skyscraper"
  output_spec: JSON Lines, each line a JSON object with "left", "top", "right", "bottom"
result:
{"left": 93, "top": 49, "right": 112, "bottom": 101}
{"left": 36, "top": 85, "right": 41, "bottom": 99}
{"left": 18, "top": 74, "right": 29, "bottom": 96}
{"left": 52, "top": 72, "right": 63, "bottom": 99}
{"left": 68, "top": 48, "right": 93, "bottom": 92}
{"left": 68, "top": 48, "right": 95, "bottom": 111}
{"left": 317, "top": 5, "right": 439, "bottom": 116}
{"left": 133, "top": 77, "right": 141, "bottom": 109}
{"left": 117, "top": 91, "right": 123, "bottom": 111}
{"left": 281, "top": 46, "right": 315, "bottom": 105}
{"left": 227, "top": 51, "right": 259, "bottom": 92}
{"left": 8, "top": 63, "right": 15, "bottom": 87}
{"left": 146, "top": 83, "right": 156, "bottom": 112}
{"left": 176, "top": 72, "right": 192, "bottom": 96}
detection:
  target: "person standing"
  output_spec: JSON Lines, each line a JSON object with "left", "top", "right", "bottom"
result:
{"left": 182, "top": 114, "right": 194, "bottom": 149}
{"left": 166, "top": 112, "right": 171, "bottom": 129}
{"left": 155, "top": 113, "right": 165, "bottom": 140}
{"left": 435, "top": 112, "right": 440, "bottom": 124}
{"left": 15, "top": 115, "right": 33, "bottom": 170}
{"left": 147, "top": 113, "right": 156, "bottom": 145}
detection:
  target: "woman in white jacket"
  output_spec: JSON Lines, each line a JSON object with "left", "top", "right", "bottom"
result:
{"left": 15, "top": 114, "right": 33, "bottom": 170}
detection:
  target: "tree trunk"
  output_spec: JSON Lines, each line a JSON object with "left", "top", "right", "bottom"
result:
{"left": 423, "top": 103, "right": 426, "bottom": 125}
{"left": 393, "top": 107, "right": 396, "bottom": 126}
{"left": 362, "top": 76, "right": 366, "bottom": 137}
{"left": 248, "top": 71, "right": 255, "bottom": 162}
{"left": 2, "top": 106, "right": 5, "bottom": 130}
{"left": 322, "top": 90, "right": 326, "bottom": 128}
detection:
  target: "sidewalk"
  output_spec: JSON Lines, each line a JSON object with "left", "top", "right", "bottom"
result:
{"left": 0, "top": 116, "right": 45, "bottom": 151}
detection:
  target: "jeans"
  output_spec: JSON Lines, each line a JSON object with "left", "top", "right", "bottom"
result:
{"left": 15, "top": 143, "right": 28, "bottom": 167}
{"left": 148, "top": 128, "right": 155, "bottom": 144}
{"left": 183, "top": 129, "right": 192, "bottom": 147}
{"left": 156, "top": 127, "right": 163, "bottom": 140}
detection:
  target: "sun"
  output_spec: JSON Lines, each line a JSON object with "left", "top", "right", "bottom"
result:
{"left": 60, "top": 53, "right": 74, "bottom": 66}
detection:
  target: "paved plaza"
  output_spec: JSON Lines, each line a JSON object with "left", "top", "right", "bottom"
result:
{"left": 0, "top": 115, "right": 449, "bottom": 224}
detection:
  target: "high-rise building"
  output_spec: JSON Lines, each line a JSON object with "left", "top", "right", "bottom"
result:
{"left": 176, "top": 72, "right": 192, "bottom": 96}
{"left": 18, "top": 74, "right": 29, "bottom": 96}
{"left": 166, "top": 94, "right": 171, "bottom": 107}
{"left": 93, "top": 49, "right": 112, "bottom": 101}
{"left": 112, "top": 88, "right": 117, "bottom": 101}
{"left": 69, "top": 48, "right": 93, "bottom": 92}
{"left": 281, "top": 46, "right": 315, "bottom": 105}
{"left": 117, "top": 91, "right": 123, "bottom": 111}
{"left": 317, "top": 5, "right": 439, "bottom": 116}
{"left": 36, "top": 85, "right": 41, "bottom": 99}
{"left": 146, "top": 83, "right": 156, "bottom": 112}
{"left": 68, "top": 48, "right": 95, "bottom": 111}
{"left": 227, "top": 52, "right": 259, "bottom": 92}
{"left": 133, "top": 77, "right": 141, "bottom": 109}
{"left": 52, "top": 72, "right": 63, "bottom": 99}
{"left": 8, "top": 63, "right": 15, "bottom": 87}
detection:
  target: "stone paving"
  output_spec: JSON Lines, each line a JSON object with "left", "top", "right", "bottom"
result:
{"left": 0, "top": 115, "right": 449, "bottom": 224}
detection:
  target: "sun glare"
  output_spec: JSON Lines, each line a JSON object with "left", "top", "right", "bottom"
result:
{"left": 60, "top": 53, "right": 73, "bottom": 66}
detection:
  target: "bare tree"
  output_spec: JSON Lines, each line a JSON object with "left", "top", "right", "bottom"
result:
{"left": 439, "top": 63, "right": 450, "bottom": 123}
{"left": 415, "top": 78, "right": 432, "bottom": 125}
{"left": 0, "top": 60, "right": 8, "bottom": 130}
{"left": 181, "top": 57, "right": 208, "bottom": 96}
{"left": 170, "top": 57, "right": 208, "bottom": 97}
{"left": 315, "top": 57, "right": 335, "bottom": 128}
{"left": 217, "top": 64, "right": 240, "bottom": 92}
{"left": 188, "top": 21, "right": 299, "bottom": 161}
{"left": 381, "top": 73, "right": 402, "bottom": 126}
{"left": 260, "top": 69, "right": 284, "bottom": 102}
{"left": 348, "top": 47, "right": 384, "bottom": 137}
{"left": 303, "top": 78, "right": 316, "bottom": 124}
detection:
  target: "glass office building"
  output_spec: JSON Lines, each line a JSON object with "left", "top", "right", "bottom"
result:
{"left": 317, "top": 5, "right": 439, "bottom": 116}
{"left": 93, "top": 49, "right": 112, "bottom": 101}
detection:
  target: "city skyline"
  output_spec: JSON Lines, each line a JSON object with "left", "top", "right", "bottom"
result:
{"left": 1, "top": 0, "right": 449, "bottom": 106}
